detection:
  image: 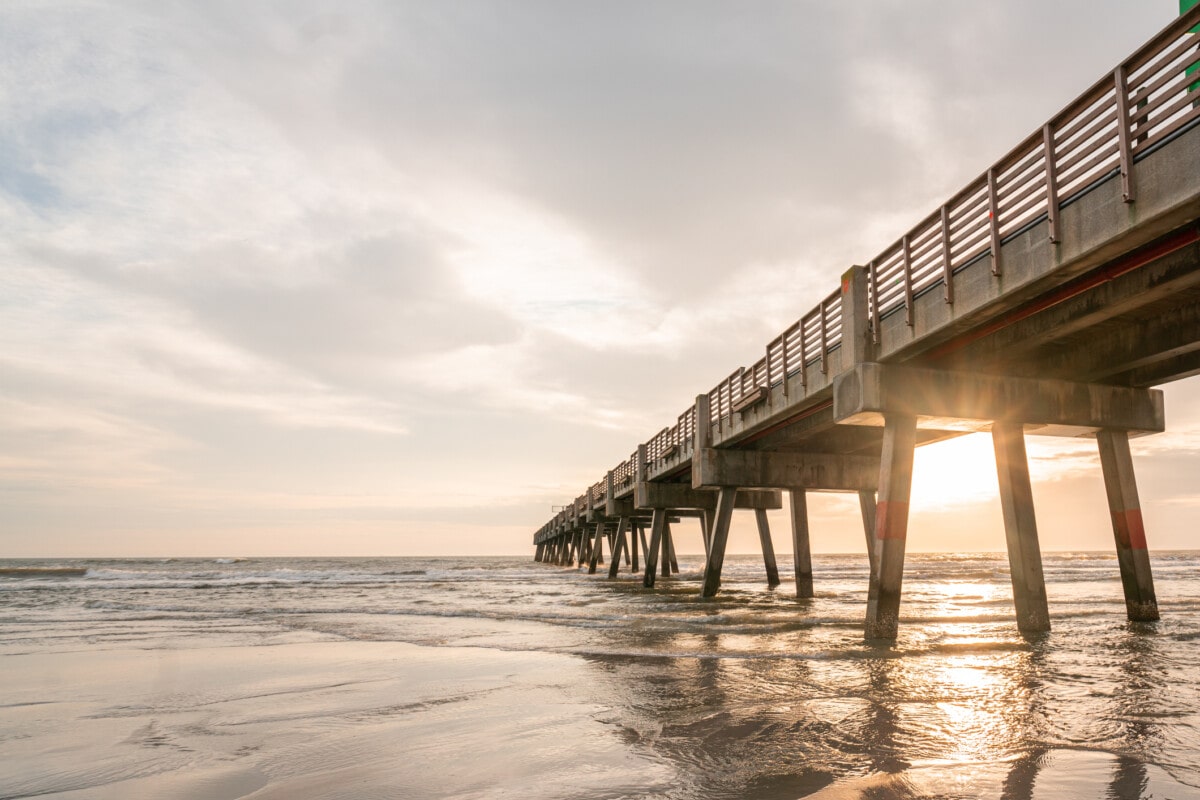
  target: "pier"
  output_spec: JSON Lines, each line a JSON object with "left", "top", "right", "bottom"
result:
{"left": 533, "top": 10, "right": 1200, "bottom": 639}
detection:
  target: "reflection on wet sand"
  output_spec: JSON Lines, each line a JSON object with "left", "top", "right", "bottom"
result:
{"left": 579, "top": 573, "right": 1193, "bottom": 800}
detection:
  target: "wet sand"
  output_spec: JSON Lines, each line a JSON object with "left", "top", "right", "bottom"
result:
{"left": 2, "top": 641, "right": 670, "bottom": 799}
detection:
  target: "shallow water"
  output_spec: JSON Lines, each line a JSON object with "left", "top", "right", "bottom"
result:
{"left": 2, "top": 552, "right": 1199, "bottom": 798}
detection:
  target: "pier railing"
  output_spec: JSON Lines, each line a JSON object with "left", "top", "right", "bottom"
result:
{"left": 543, "top": 7, "right": 1200, "bottom": 538}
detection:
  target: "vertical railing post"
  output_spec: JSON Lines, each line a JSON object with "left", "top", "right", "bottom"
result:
{"left": 781, "top": 328, "right": 790, "bottom": 399}
{"left": 1114, "top": 64, "right": 1137, "bottom": 203}
{"left": 868, "top": 261, "right": 880, "bottom": 344}
{"left": 902, "top": 234, "right": 914, "bottom": 326}
{"left": 1043, "top": 122, "right": 1060, "bottom": 243}
{"left": 819, "top": 303, "right": 829, "bottom": 375}
{"left": 987, "top": 167, "right": 1002, "bottom": 275}
{"left": 940, "top": 204, "right": 954, "bottom": 303}
{"left": 800, "top": 318, "right": 809, "bottom": 387}
{"left": 765, "top": 343, "right": 773, "bottom": 395}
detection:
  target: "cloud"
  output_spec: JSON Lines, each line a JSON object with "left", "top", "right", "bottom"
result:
{"left": 0, "top": 0, "right": 1189, "bottom": 555}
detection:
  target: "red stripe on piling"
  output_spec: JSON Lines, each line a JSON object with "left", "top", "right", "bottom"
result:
{"left": 875, "top": 501, "right": 910, "bottom": 541}
{"left": 1113, "top": 508, "right": 1148, "bottom": 550}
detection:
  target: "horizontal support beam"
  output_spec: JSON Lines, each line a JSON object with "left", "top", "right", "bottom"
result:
{"left": 833, "top": 363, "right": 1164, "bottom": 436}
{"left": 691, "top": 449, "right": 879, "bottom": 491}
{"left": 635, "top": 481, "right": 782, "bottom": 510}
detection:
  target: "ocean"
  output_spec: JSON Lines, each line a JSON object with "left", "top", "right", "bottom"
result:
{"left": 2, "top": 552, "right": 1199, "bottom": 799}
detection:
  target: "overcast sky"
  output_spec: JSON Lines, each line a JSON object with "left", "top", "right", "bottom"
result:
{"left": 2, "top": 1, "right": 1196, "bottom": 558}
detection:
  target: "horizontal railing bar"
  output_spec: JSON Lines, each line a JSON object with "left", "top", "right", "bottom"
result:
{"left": 1130, "top": 47, "right": 1200, "bottom": 107}
{"left": 1133, "top": 103, "right": 1200, "bottom": 154}
{"left": 1056, "top": 135, "right": 1119, "bottom": 181}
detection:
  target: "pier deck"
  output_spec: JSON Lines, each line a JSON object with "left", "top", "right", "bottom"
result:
{"left": 534, "top": 9, "right": 1200, "bottom": 638}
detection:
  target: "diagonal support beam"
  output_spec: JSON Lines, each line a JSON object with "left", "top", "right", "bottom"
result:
{"left": 700, "top": 487, "right": 737, "bottom": 597}
{"left": 607, "top": 517, "right": 628, "bottom": 579}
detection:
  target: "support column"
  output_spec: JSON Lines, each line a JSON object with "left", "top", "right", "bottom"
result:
{"left": 663, "top": 522, "right": 679, "bottom": 575}
{"left": 701, "top": 487, "right": 737, "bottom": 597}
{"left": 631, "top": 521, "right": 641, "bottom": 573}
{"left": 700, "top": 509, "right": 713, "bottom": 559}
{"left": 588, "top": 525, "right": 605, "bottom": 574}
{"left": 660, "top": 520, "right": 672, "bottom": 578}
{"left": 572, "top": 528, "right": 584, "bottom": 567}
{"left": 579, "top": 528, "right": 592, "bottom": 567}
{"left": 791, "top": 490, "right": 814, "bottom": 598}
{"left": 858, "top": 490, "right": 877, "bottom": 574}
{"left": 608, "top": 518, "right": 629, "bottom": 579}
{"left": 535, "top": 543, "right": 545, "bottom": 562}
{"left": 755, "top": 508, "right": 780, "bottom": 588}
{"left": 993, "top": 422, "right": 1051, "bottom": 633}
{"left": 858, "top": 489, "right": 879, "bottom": 601}
{"left": 865, "top": 415, "right": 917, "bottom": 640}
{"left": 1097, "top": 429, "right": 1159, "bottom": 621}
{"left": 643, "top": 510, "right": 666, "bottom": 588}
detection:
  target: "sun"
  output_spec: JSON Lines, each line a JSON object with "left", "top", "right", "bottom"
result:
{"left": 910, "top": 432, "right": 1001, "bottom": 511}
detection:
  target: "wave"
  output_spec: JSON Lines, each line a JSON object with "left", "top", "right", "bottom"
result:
{"left": 0, "top": 567, "right": 88, "bottom": 578}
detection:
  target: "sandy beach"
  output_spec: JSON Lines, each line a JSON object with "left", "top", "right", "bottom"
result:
{"left": 3, "top": 639, "right": 670, "bottom": 799}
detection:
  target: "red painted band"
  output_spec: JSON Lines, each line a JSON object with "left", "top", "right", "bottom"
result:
{"left": 875, "top": 500, "right": 910, "bottom": 541}
{"left": 1113, "top": 508, "right": 1148, "bottom": 550}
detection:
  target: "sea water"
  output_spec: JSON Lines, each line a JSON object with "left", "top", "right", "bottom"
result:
{"left": 2, "top": 552, "right": 1199, "bottom": 799}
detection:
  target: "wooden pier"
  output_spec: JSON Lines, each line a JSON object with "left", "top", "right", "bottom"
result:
{"left": 534, "top": 9, "right": 1200, "bottom": 639}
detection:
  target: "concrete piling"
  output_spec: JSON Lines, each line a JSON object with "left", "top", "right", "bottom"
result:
{"left": 790, "top": 490, "right": 814, "bottom": 598}
{"left": 1097, "top": 429, "right": 1160, "bottom": 621}
{"left": 701, "top": 487, "right": 737, "bottom": 598}
{"left": 755, "top": 508, "right": 780, "bottom": 588}
{"left": 588, "top": 525, "right": 604, "bottom": 574}
{"left": 992, "top": 422, "right": 1051, "bottom": 633}
{"left": 865, "top": 415, "right": 916, "bottom": 640}
{"left": 608, "top": 518, "right": 628, "bottom": 579}
{"left": 643, "top": 509, "right": 666, "bottom": 588}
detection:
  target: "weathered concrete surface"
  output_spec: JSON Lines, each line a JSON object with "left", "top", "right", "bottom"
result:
{"left": 928, "top": 238, "right": 1200, "bottom": 386}
{"left": 834, "top": 363, "right": 1164, "bottom": 436}
{"left": 692, "top": 448, "right": 880, "bottom": 491}
{"left": 635, "top": 482, "right": 782, "bottom": 510}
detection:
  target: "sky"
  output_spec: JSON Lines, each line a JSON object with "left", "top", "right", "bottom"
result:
{"left": 2, "top": 0, "right": 1197, "bottom": 558}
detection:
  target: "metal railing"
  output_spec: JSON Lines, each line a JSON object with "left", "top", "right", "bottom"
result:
{"left": 539, "top": 8, "right": 1200, "bottom": 542}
